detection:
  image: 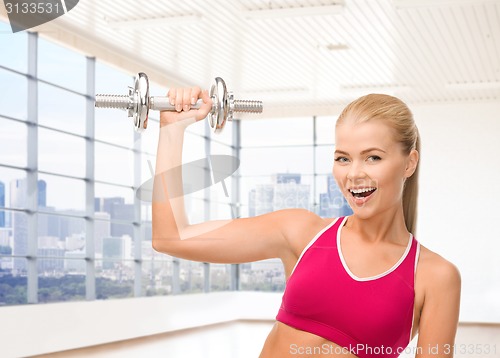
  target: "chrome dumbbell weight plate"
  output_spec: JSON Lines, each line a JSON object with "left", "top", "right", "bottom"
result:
{"left": 209, "top": 77, "right": 232, "bottom": 134}
{"left": 132, "top": 72, "right": 150, "bottom": 132}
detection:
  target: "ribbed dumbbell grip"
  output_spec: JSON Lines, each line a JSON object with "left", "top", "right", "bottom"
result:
{"left": 233, "top": 100, "right": 263, "bottom": 113}
{"left": 95, "top": 95, "right": 130, "bottom": 109}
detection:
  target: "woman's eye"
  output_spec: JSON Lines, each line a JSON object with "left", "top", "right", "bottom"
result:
{"left": 334, "top": 157, "right": 349, "bottom": 163}
{"left": 367, "top": 155, "right": 381, "bottom": 162}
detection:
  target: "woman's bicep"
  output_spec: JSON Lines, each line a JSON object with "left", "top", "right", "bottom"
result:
{"left": 152, "top": 209, "right": 310, "bottom": 264}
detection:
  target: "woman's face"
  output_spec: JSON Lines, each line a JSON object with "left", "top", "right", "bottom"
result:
{"left": 333, "top": 119, "right": 417, "bottom": 219}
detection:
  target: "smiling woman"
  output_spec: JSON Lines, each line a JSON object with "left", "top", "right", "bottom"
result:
{"left": 152, "top": 89, "right": 461, "bottom": 357}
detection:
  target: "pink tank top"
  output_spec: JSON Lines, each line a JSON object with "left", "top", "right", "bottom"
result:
{"left": 276, "top": 216, "right": 420, "bottom": 358}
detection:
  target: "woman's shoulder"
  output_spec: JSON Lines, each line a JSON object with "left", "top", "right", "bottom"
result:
{"left": 276, "top": 209, "right": 335, "bottom": 256}
{"left": 418, "top": 244, "right": 461, "bottom": 292}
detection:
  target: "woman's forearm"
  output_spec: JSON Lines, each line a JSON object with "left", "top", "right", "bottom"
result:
{"left": 152, "top": 119, "right": 194, "bottom": 245}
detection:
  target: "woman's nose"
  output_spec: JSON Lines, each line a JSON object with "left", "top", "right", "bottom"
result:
{"left": 346, "top": 161, "right": 366, "bottom": 181}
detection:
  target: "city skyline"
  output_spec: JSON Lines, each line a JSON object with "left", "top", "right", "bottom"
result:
{"left": 0, "top": 172, "right": 351, "bottom": 283}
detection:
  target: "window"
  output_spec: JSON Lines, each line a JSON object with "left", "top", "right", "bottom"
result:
{"left": 0, "top": 69, "right": 27, "bottom": 120}
{"left": 0, "top": 29, "right": 353, "bottom": 304}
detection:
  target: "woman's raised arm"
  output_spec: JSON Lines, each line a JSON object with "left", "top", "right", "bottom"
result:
{"left": 152, "top": 86, "right": 321, "bottom": 266}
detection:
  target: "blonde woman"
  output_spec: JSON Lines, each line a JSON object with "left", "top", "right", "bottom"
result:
{"left": 152, "top": 87, "right": 461, "bottom": 357}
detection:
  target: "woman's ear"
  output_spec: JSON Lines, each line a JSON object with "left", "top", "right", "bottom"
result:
{"left": 405, "top": 149, "right": 419, "bottom": 178}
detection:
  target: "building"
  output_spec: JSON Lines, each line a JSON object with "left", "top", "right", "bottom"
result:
{"left": 95, "top": 197, "right": 134, "bottom": 238}
{"left": 37, "top": 248, "right": 65, "bottom": 273}
{"left": 102, "top": 236, "right": 125, "bottom": 270}
{"left": 94, "top": 212, "right": 111, "bottom": 255}
{"left": 249, "top": 173, "right": 310, "bottom": 216}
{"left": 65, "top": 250, "right": 86, "bottom": 274}
{"left": 0, "top": 181, "right": 5, "bottom": 227}
{"left": 11, "top": 179, "right": 47, "bottom": 273}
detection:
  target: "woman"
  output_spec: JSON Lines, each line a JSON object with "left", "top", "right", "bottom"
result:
{"left": 152, "top": 87, "right": 461, "bottom": 357}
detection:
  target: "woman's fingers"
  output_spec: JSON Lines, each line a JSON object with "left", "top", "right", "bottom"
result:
{"left": 195, "top": 89, "right": 213, "bottom": 121}
{"left": 161, "top": 86, "right": 212, "bottom": 126}
{"left": 175, "top": 88, "right": 184, "bottom": 112}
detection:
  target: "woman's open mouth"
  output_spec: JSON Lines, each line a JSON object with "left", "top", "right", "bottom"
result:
{"left": 348, "top": 187, "right": 377, "bottom": 205}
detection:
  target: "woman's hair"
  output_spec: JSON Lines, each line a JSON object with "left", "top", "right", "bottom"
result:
{"left": 336, "top": 94, "right": 421, "bottom": 234}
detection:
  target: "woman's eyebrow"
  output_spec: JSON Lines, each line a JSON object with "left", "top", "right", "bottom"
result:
{"left": 334, "top": 147, "right": 386, "bottom": 155}
{"left": 361, "top": 147, "right": 386, "bottom": 154}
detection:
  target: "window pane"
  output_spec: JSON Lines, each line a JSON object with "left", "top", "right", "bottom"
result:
{"left": 207, "top": 142, "right": 234, "bottom": 204}
{"left": 11, "top": 211, "right": 28, "bottom": 272}
{"left": 0, "top": 262, "right": 27, "bottom": 305}
{"left": 38, "top": 37, "right": 86, "bottom": 93}
{"left": 240, "top": 259, "right": 285, "bottom": 292}
{"left": 207, "top": 181, "right": 233, "bottom": 209}
{"left": 95, "top": 142, "right": 134, "bottom": 186}
{"left": 239, "top": 176, "right": 270, "bottom": 218}
{"left": 39, "top": 128, "right": 85, "bottom": 178}
{"left": 94, "top": 212, "right": 110, "bottom": 256}
{"left": 95, "top": 61, "right": 133, "bottom": 94}
{"left": 211, "top": 141, "right": 232, "bottom": 156}
{"left": 186, "top": 197, "right": 206, "bottom": 224}
{"left": 94, "top": 188, "right": 135, "bottom": 253}
{"left": 95, "top": 183, "right": 135, "bottom": 204}
{"left": 108, "top": 223, "right": 135, "bottom": 247}
{"left": 38, "top": 270, "right": 85, "bottom": 303}
{"left": 141, "top": 221, "right": 152, "bottom": 242}
{"left": 240, "top": 147, "right": 314, "bottom": 176}
{"left": 240, "top": 175, "right": 314, "bottom": 217}
{"left": 179, "top": 259, "right": 204, "bottom": 294}
{"left": 0, "top": 69, "right": 27, "bottom": 120}
{"left": 241, "top": 117, "right": 313, "bottom": 146}
{"left": 39, "top": 83, "right": 86, "bottom": 135}
{"left": 1, "top": 169, "right": 28, "bottom": 210}
{"left": 209, "top": 202, "right": 234, "bottom": 220}
{"left": 183, "top": 132, "right": 206, "bottom": 163}
{"left": 95, "top": 108, "right": 135, "bottom": 148}
{"left": 38, "top": 174, "right": 85, "bottom": 213}
{"left": 140, "top": 119, "right": 160, "bottom": 157}
{"left": 101, "top": 235, "right": 134, "bottom": 262}
{"left": 38, "top": 213, "right": 85, "bottom": 251}
{"left": 142, "top": 258, "right": 173, "bottom": 296}
{"left": 185, "top": 115, "right": 206, "bottom": 137}
{"left": 0, "top": 21, "right": 27, "bottom": 73}
{"left": 210, "top": 264, "right": 231, "bottom": 292}
{"left": 142, "top": 235, "right": 167, "bottom": 261}
{"left": 65, "top": 251, "right": 86, "bottom": 274}
{"left": 213, "top": 119, "right": 232, "bottom": 146}
{"left": 315, "top": 145, "right": 335, "bottom": 175}
{"left": 0, "top": 118, "right": 27, "bottom": 167}
{"left": 0, "top": 210, "right": 13, "bottom": 252}
{"left": 95, "top": 260, "right": 134, "bottom": 300}
{"left": 315, "top": 175, "right": 352, "bottom": 218}
{"left": 316, "top": 116, "right": 336, "bottom": 145}
{"left": 95, "top": 61, "right": 134, "bottom": 147}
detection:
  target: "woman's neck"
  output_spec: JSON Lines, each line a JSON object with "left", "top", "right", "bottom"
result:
{"left": 345, "top": 206, "right": 409, "bottom": 244}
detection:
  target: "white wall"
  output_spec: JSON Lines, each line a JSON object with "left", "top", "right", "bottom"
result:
{"left": 0, "top": 292, "right": 283, "bottom": 358}
{"left": 412, "top": 100, "right": 500, "bottom": 322}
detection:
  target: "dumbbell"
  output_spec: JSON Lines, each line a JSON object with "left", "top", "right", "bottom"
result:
{"left": 95, "top": 72, "right": 263, "bottom": 133}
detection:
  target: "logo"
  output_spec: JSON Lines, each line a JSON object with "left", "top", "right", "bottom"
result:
{"left": 4, "top": 0, "right": 80, "bottom": 33}
{"left": 137, "top": 155, "right": 240, "bottom": 201}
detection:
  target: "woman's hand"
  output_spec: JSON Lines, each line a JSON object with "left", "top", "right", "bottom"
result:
{"left": 160, "top": 86, "right": 213, "bottom": 127}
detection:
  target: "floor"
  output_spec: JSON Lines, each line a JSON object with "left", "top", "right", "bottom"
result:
{"left": 34, "top": 320, "right": 274, "bottom": 358}
{"left": 34, "top": 321, "right": 500, "bottom": 358}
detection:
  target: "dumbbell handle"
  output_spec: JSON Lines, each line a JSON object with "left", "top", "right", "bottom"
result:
{"left": 95, "top": 95, "right": 263, "bottom": 113}
{"left": 150, "top": 97, "right": 203, "bottom": 111}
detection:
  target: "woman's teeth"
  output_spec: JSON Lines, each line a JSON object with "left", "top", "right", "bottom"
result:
{"left": 349, "top": 188, "right": 377, "bottom": 198}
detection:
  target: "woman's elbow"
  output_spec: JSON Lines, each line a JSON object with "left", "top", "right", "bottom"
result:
{"left": 151, "top": 230, "right": 180, "bottom": 254}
